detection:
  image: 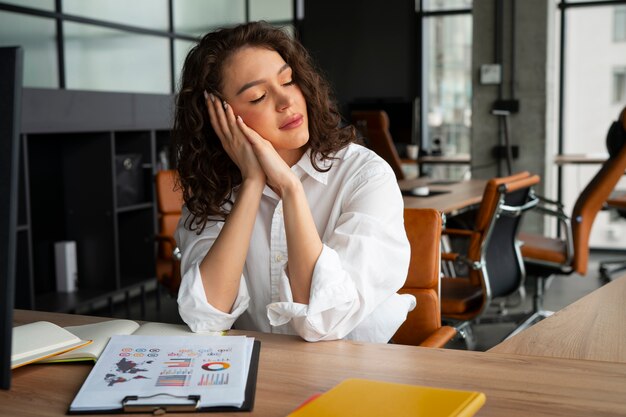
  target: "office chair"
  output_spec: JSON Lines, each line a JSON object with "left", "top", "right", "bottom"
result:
{"left": 351, "top": 110, "right": 405, "bottom": 180}
{"left": 599, "top": 107, "right": 626, "bottom": 281}
{"left": 439, "top": 172, "right": 540, "bottom": 349}
{"left": 515, "top": 106, "right": 626, "bottom": 334}
{"left": 155, "top": 170, "right": 183, "bottom": 295}
{"left": 393, "top": 208, "right": 457, "bottom": 347}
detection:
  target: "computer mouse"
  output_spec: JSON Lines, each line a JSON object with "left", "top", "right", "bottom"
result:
{"left": 412, "top": 186, "right": 430, "bottom": 196}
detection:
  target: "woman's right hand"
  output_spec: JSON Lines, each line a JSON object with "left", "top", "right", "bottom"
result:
{"left": 205, "top": 92, "right": 265, "bottom": 184}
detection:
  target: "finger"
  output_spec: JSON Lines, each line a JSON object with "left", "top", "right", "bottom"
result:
{"left": 205, "top": 92, "right": 225, "bottom": 139}
{"left": 223, "top": 99, "right": 239, "bottom": 132}
{"left": 213, "top": 99, "right": 232, "bottom": 141}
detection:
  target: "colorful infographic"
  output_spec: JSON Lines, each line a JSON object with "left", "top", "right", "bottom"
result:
{"left": 101, "top": 344, "right": 237, "bottom": 389}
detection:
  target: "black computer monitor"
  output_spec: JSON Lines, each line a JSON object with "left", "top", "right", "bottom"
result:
{"left": 0, "top": 46, "right": 23, "bottom": 390}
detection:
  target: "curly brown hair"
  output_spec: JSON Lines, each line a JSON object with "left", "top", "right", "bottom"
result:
{"left": 173, "top": 21, "right": 356, "bottom": 233}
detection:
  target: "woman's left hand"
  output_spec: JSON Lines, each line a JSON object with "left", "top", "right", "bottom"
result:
{"left": 236, "top": 116, "right": 300, "bottom": 196}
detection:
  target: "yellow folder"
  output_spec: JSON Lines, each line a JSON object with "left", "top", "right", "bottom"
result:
{"left": 288, "top": 378, "right": 486, "bottom": 417}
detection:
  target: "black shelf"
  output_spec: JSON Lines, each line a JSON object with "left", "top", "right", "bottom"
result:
{"left": 15, "top": 88, "right": 173, "bottom": 313}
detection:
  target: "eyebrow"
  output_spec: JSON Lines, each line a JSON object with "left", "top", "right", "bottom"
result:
{"left": 235, "top": 63, "right": 291, "bottom": 96}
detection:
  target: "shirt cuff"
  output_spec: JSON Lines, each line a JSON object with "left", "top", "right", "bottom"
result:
{"left": 266, "top": 244, "right": 359, "bottom": 337}
{"left": 177, "top": 261, "right": 250, "bottom": 332}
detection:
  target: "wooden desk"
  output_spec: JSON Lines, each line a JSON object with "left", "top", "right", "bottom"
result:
{"left": 489, "top": 275, "right": 626, "bottom": 363}
{"left": 554, "top": 154, "right": 608, "bottom": 165}
{"left": 5, "top": 310, "right": 626, "bottom": 417}
{"left": 399, "top": 178, "right": 486, "bottom": 214}
{"left": 418, "top": 154, "right": 471, "bottom": 165}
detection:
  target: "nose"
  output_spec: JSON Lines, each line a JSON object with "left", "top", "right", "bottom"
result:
{"left": 275, "top": 90, "right": 293, "bottom": 112}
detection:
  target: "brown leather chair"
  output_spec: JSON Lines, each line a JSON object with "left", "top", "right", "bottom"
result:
{"left": 155, "top": 170, "right": 183, "bottom": 295}
{"left": 516, "top": 106, "right": 626, "bottom": 331}
{"left": 439, "top": 172, "right": 540, "bottom": 348}
{"left": 351, "top": 110, "right": 405, "bottom": 180}
{"left": 599, "top": 108, "right": 626, "bottom": 281}
{"left": 393, "top": 208, "right": 457, "bottom": 347}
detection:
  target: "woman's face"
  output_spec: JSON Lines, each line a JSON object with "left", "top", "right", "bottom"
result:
{"left": 220, "top": 46, "right": 309, "bottom": 165}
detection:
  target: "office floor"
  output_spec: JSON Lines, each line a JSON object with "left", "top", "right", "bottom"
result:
{"left": 93, "top": 249, "right": 622, "bottom": 351}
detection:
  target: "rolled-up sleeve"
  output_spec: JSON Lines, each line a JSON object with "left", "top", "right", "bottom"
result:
{"left": 175, "top": 209, "right": 251, "bottom": 332}
{"left": 266, "top": 163, "right": 414, "bottom": 342}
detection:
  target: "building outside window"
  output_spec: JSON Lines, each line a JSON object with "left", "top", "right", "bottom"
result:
{"left": 615, "top": 5, "right": 626, "bottom": 41}
{"left": 614, "top": 67, "right": 626, "bottom": 103}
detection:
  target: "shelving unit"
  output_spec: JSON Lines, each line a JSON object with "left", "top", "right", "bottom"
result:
{"left": 15, "top": 88, "right": 174, "bottom": 314}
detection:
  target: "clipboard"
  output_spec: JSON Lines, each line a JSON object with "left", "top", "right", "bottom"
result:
{"left": 68, "top": 339, "right": 260, "bottom": 414}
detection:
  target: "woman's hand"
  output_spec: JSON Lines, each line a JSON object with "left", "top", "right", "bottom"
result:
{"left": 205, "top": 92, "right": 265, "bottom": 184}
{"left": 235, "top": 115, "right": 300, "bottom": 197}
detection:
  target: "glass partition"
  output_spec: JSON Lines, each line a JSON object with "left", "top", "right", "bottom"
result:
{"left": 64, "top": 23, "right": 170, "bottom": 94}
{"left": 0, "top": 11, "right": 58, "bottom": 88}
{"left": 63, "top": 0, "right": 169, "bottom": 31}
{"left": 173, "top": 0, "right": 245, "bottom": 36}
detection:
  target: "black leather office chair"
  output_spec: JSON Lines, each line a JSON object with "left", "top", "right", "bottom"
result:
{"left": 440, "top": 172, "right": 540, "bottom": 349}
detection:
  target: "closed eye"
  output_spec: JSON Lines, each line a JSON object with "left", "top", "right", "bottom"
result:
{"left": 283, "top": 80, "right": 295, "bottom": 86}
{"left": 250, "top": 94, "right": 266, "bottom": 104}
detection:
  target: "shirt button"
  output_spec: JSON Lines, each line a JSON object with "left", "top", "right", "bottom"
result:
{"left": 277, "top": 206, "right": 283, "bottom": 214}
{"left": 275, "top": 254, "right": 283, "bottom": 262}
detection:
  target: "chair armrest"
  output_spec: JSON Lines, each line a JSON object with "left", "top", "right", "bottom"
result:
{"left": 441, "top": 251, "right": 483, "bottom": 270}
{"left": 441, "top": 252, "right": 459, "bottom": 262}
{"left": 155, "top": 234, "right": 182, "bottom": 260}
{"left": 419, "top": 326, "right": 457, "bottom": 348}
{"left": 441, "top": 228, "right": 476, "bottom": 238}
{"left": 534, "top": 193, "right": 565, "bottom": 210}
{"left": 155, "top": 234, "right": 177, "bottom": 246}
{"left": 519, "top": 194, "right": 574, "bottom": 265}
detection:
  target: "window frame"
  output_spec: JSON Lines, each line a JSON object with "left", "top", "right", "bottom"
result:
{"left": 0, "top": 0, "right": 299, "bottom": 93}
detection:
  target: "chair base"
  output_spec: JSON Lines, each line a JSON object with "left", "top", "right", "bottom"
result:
{"left": 599, "top": 259, "right": 626, "bottom": 282}
{"left": 448, "top": 321, "right": 477, "bottom": 351}
{"left": 505, "top": 309, "right": 554, "bottom": 340}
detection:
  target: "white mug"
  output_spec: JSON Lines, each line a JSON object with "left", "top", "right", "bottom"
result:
{"left": 406, "top": 144, "right": 419, "bottom": 160}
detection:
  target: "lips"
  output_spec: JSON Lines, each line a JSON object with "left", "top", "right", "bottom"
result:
{"left": 279, "top": 114, "right": 304, "bottom": 130}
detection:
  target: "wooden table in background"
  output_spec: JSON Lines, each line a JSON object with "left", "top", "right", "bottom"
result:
{"left": 399, "top": 178, "right": 486, "bottom": 214}
{"left": 489, "top": 275, "right": 626, "bottom": 363}
{"left": 4, "top": 309, "right": 626, "bottom": 417}
{"left": 554, "top": 154, "right": 608, "bottom": 165}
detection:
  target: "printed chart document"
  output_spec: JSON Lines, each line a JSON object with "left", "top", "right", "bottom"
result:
{"left": 69, "top": 335, "right": 259, "bottom": 413}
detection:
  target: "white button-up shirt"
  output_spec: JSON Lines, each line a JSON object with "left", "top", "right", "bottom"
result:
{"left": 175, "top": 143, "right": 415, "bottom": 343}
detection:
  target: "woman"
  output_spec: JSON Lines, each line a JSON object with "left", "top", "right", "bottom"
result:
{"left": 173, "top": 21, "right": 415, "bottom": 343}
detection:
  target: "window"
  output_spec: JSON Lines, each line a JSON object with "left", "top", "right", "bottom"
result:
{"left": 615, "top": 5, "right": 626, "bottom": 41}
{"left": 558, "top": 1, "right": 626, "bottom": 249}
{"left": 0, "top": 0, "right": 296, "bottom": 94}
{"left": 614, "top": 67, "right": 626, "bottom": 103}
{"left": 418, "top": 0, "right": 472, "bottom": 179}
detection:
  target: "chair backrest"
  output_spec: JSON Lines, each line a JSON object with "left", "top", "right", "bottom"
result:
{"left": 571, "top": 106, "right": 626, "bottom": 275}
{"left": 394, "top": 208, "right": 443, "bottom": 346}
{"left": 351, "top": 110, "right": 405, "bottom": 180}
{"left": 156, "top": 170, "right": 183, "bottom": 260}
{"left": 463, "top": 172, "right": 540, "bottom": 305}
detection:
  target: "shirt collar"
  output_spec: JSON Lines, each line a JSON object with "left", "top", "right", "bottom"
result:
{"left": 262, "top": 146, "right": 351, "bottom": 199}
{"left": 292, "top": 148, "right": 333, "bottom": 185}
